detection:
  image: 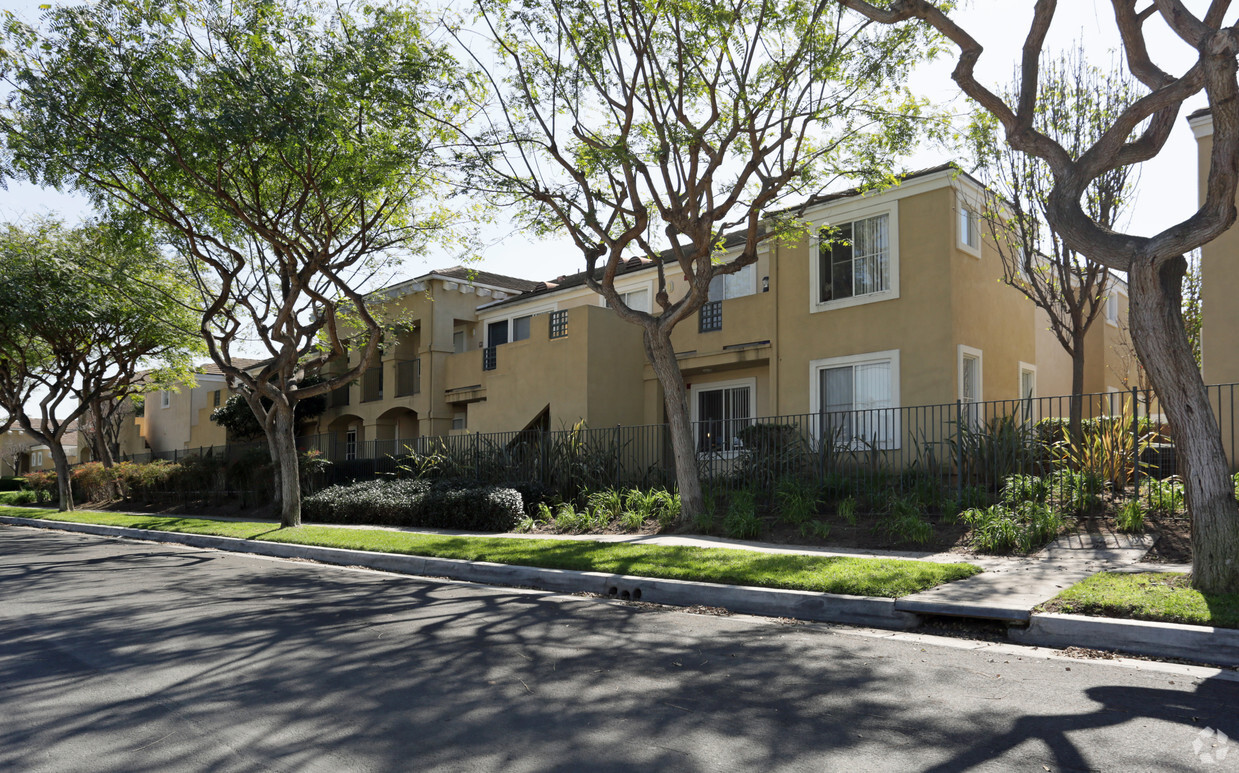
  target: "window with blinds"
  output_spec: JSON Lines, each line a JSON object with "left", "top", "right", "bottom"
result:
{"left": 695, "top": 384, "right": 752, "bottom": 453}
{"left": 819, "top": 360, "right": 894, "bottom": 449}
{"left": 819, "top": 214, "right": 889, "bottom": 303}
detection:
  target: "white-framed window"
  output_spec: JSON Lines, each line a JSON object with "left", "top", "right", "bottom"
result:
{"left": 512, "top": 314, "right": 532, "bottom": 341}
{"left": 160, "top": 390, "right": 171, "bottom": 409}
{"left": 32, "top": 450, "right": 43, "bottom": 467}
{"left": 1018, "top": 362, "right": 1037, "bottom": 424}
{"left": 609, "top": 287, "right": 651, "bottom": 313}
{"left": 958, "top": 203, "right": 981, "bottom": 254}
{"left": 810, "top": 350, "right": 901, "bottom": 450}
{"left": 1106, "top": 293, "right": 1119, "bottom": 326}
{"left": 689, "top": 378, "right": 756, "bottom": 454}
{"left": 708, "top": 264, "right": 756, "bottom": 302}
{"left": 486, "top": 306, "right": 555, "bottom": 346}
{"left": 810, "top": 200, "right": 899, "bottom": 313}
{"left": 959, "top": 345, "right": 983, "bottom": 427}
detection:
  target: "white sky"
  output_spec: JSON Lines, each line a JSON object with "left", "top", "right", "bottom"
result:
{"left": 0, "top": 1, "right": 1228, "bottom": 287}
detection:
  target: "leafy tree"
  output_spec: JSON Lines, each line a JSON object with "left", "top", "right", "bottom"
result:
{"left": 1, "top": 0, "right": 468, "bottom": 526}
{"left": 464, "top": 0, "right": 938, "bottom": 518}
{"left": 211, "top": 375, "right": 327, "bottom": 441}
{"left": 969, "top": 45, "right": 1139, "bottom": 443}
{"left": 842, "top": 0, "right": 1239, "bottom": 592}
{"left": 0, "top": 218, "right": 201, "bottom": 510}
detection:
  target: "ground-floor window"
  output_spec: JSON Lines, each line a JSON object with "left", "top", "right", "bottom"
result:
{"left": 691, "top": 379, "right": 755, "bottom": 453}
{"left": 811, "top": 350, "right": 900, "bottom": 450}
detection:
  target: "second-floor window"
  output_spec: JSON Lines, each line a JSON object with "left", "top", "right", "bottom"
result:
{"left": 819, "top": 214, "right": 889, "bottom": 304}
{"left": 959, "top": 205, "right": 981, "bottom": 251}
{"left": 707, "top": 264, "right": 755, "bottom": 301}
{"left": 161, "top": 390, "right": 171, "bottom": 409}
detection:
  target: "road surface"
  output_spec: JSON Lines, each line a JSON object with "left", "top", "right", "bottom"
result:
{"left": 1, "top": 526, "right": 1236, "bottom": 772}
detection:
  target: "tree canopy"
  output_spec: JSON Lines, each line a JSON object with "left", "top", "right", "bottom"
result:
{"left": 1, "top": 0, "right": 470, "bottom": 525}
{"left": 0, "top": 217, "right": 201, "bottom": 509}
{"left": 465, "top": 0, "right": 941, "bottom": 516}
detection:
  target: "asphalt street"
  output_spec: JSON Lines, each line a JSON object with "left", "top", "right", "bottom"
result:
{"left": 1, "top": 525, "right": 1237, "bottom": 772}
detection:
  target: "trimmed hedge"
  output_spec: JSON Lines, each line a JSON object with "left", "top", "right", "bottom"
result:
{"left": 303, "top": 479, "right": 524, "bottom": 532}
{"left": 0, "top": 476, "right": 26, "bottom": 491}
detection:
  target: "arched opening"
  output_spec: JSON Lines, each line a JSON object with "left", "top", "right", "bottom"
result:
{"left": 326, "top": 414, "right": 365, "bottom": 461}
{"left": 375, "top": 407, "right": 419, "bottom": 457}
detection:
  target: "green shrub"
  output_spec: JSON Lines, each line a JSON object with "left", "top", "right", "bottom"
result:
{"left": 952, "top": 415, "right": 1040, "bottom": 486}
{"left": 961, "top": 502, "right": 1064, "bottom": 554}
{"left": 649, "top": 488, "right": 682, "bottom": 529}
{"left": 960, "top": 485, "right": 991, "bottom": 510}
{"left": 302, "top": 479, "right": 523, "bottom": 532}
{"left": 799, "top": 520, "right": 832, "bottom": 540}
{"left": 723, "top": 489, "right": 762, "bottom": 540}
{"left": 835, "top": 495, "right": 858, "bottom": 525}
{"left": 734, "top": 423, "right": 810, "bottom": 490}
{"left": 0, "top": 490, "right": 36, "bottom": 505}
{"left": 1146, "top": 477, "right": 1185, "bottom": 514}
{"left": 875, "top": 495, "right": 933, "bottom": 544}
{"left": 550, "top": 502, "right": 590, "bottom": 533}
{"left": 692, "top": 508, "right": 716, "bottom": 534}
{"left": 900, "top": 469, "right": 947, "bottom": 510}
{"left": 1001, "top": 474, "right": 1047, "bottom": 506}
{"left": 587, "top": 488, "right": 623, "bottom": 521}
{"left": 618, "top": 509, "right": 645, "bottom": 531}
{"left": 1116, "top": 500, "right": 1146, "bottom": 534}
{"left": 774, "top": 477, "right": 818, "bottom": 526}
{"left": 1045, "top": 468, "right": 1103, "bottom": 515}
{"left": 0, "top": 476, "right": 26, "bottom": 491}
{"left": 940, "top": 498, "right": 961, "bottom": 525}
{"left": 22, "top": 470, "right": 57, "bottom": 502}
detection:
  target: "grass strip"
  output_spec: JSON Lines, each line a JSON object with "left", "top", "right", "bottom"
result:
{"left": 1042, "top": 571, "right": 1239, "bottom": 629}
{"left": 0, "top": 507, "right": 982, "bottom": 598}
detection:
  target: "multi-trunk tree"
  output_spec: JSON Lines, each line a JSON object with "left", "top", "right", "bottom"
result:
{"left": 0, "top": 219, "right": 200, "bottom": 510}
{"left": 465, "top": 0, "right": 938, "bottom": 518}
{"left": 969, "top": 45, "right": 1140, "bottom": 444}
{"left": 843, "top": 0, "right": 1239, "bottom": 593}
{"left": 1, "top": 0, "right": 468, "bottom": 526}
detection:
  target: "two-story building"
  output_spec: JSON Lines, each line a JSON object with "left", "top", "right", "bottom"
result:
{"left": 114, "top": 165, "right": 1137, "bottom": 463}
{"left": 445, "top": 165, "right": 1135, "bottom": 452}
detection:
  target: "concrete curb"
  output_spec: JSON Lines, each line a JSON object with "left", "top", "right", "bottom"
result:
{"left": 1010, "top": 612, "right": 1239, "bottom": 668}
{"left": 0, "top": 515, "right": 921, "bottom": 631}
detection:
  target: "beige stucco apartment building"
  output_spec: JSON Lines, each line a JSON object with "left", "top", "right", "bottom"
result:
{"left": 114, "top": 165, "right": 1137, "bottom": 460}
{"left": 443, "top": 166, "right": 1135, "bottom": 440}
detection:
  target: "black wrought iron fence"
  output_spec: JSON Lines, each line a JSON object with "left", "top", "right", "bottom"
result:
{"left": 109, "top": 384, "right": 1239, "bottom": 511}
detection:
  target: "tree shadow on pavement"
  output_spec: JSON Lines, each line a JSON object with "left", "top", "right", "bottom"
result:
{"left": 0, "top": 527, "right": 1236, "bottom": 772}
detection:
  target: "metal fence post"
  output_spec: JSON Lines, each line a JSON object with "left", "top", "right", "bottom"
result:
{"left": 955, "top": 399, "right": 964, "bottom": 501}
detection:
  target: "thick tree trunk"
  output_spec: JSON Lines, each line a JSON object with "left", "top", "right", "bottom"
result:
{"left": 89, "top": 399, "right": 114, "bottom": 469}
{"left": 644, "top": 328, "right": 704, "bottom": 521}
{"left": 1129, "top": 258, "right": 1239, "bottom": 593}
{"left": 50, "top": 441, "right": 73, "bottom": 512}
{"left": 272, "top": 402, "right": 301, "bottom": 528}
{"left": 88, "top": 400, "right": 115, "bottom": 501}
{"left": 1068, "top": 333, "right": 1086, "bottom": 447}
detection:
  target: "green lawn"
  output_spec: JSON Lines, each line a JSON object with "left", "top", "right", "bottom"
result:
{"left": 1042, "top": 571, "right": 1239, "bottom": 629}
{"left": 0, "top": 506, "right": 982, "bottom": 598}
